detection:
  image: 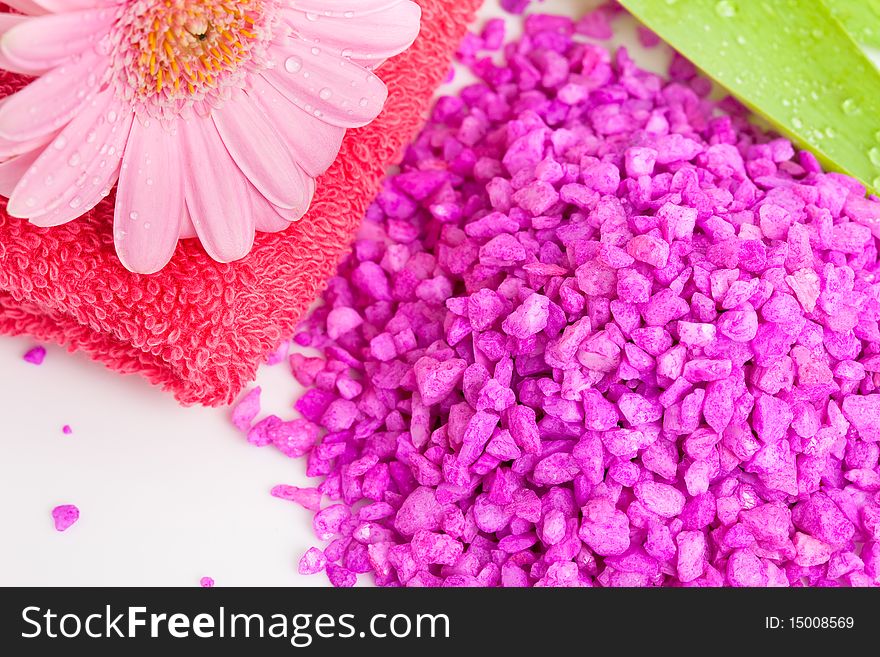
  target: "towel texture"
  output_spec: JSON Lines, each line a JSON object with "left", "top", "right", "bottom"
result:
{"left": 0, "top": 0, "right": 481, "bottom": 406}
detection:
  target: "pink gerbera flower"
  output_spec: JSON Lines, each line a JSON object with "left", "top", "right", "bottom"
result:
{"left": 0, "top": 0, "right": 421, "bottom": 273}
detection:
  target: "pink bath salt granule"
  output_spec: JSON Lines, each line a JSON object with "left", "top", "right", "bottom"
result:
{"left": 51, "top": 505, "right": 79, "bottom": 532}
{"left": 231, "top": 387, "right": 261, "bottom": 432}
{"left": 233, "top": 9, "right": 880, "bottom": 588}
{"left": 23, "top": 346, "right": 46, "bottom": 365}
{"left": 299, "top": 547, "right": 328, "bottom": 575}
{"left": 271, "top": 485, "right": 323, "bottom": 512}
{"left": 200, "top": 577, "right": 215, "bottom": 588}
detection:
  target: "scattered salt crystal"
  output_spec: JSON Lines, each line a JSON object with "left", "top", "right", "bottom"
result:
{"left": 51, "top": 505, "right": 79, "bottom": 532}
{"left": 23, "top": 346, "right": 46, "bottom": 365}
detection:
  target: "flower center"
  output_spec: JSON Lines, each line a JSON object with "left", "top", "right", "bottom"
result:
{"left": 109, "top": 0, "right": 281, "bottom": 119}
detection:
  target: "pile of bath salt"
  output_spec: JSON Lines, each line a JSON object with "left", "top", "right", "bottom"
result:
{"left": 233, "top": 14, "right": 880, "bottom": 587}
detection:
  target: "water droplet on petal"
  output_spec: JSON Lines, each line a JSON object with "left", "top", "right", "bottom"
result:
{"left": 284, "top": 56, "right": 303, "bottom": 73}
{"left": 319, "top": 88, "right": 332, "bottom": 100}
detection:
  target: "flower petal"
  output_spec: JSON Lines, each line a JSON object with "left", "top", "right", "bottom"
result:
{"left": 0, "top": 13, "right": 48, "bottom": 75}
{"left": 179, "top": 118, "right": 255, "bottom": 263}
{"left": 180, "top": 208, "right": 197, "bottom": 239}
{"left": 114, "top": 118, "right": 184, "bottom": 274}
{"left": 212, "top": 91, "right": 313, "bottom": 212}
{"left": 0, "top": 8, "right": 115, "bottom": 71}
{"left": 250, "top": 183, "right": 298, "bottom": 233}
{"left": 0, "top": 49, "right": 105, "bottom": 141}
{"left": 0, "top": 128, "right": 60, "bottom": 159}
{"left": 284, "top": 0, "right": 420, "bottom": 69}
{"left": 7, "top": 90, "right": 132, "bottom": 226}
{"left": 2, "top": 1, "right": 49, "bottom": 16}
{"left": 291, "top": 0, "right": 404, "bottom": 16}
{"left": 31, "top": 0, "right": 123, "bottom": 12}
{"left": 0, "top": 147, "right": 43, "bottom": 197}
{"left": 262, "top": 36, "right": 388, "bottom": 128}
{"left": 247, "top": 74, "right": 344, "bottom": 178}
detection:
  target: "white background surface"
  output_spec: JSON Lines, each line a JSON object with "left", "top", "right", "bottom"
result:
{"left": 0, "top": 0, "right": 655, "bottom": 586}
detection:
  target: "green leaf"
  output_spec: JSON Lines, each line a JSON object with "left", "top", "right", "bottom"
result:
{"left": 617, "top": 0, "right": 880, "bottom": 193}
{"left": 823, "top": 0, "right": 880, "bottom": 49}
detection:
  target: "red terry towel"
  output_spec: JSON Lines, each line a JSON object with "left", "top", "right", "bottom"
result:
{"left": 0, "top": 0, "right": 482, "bottom": 406}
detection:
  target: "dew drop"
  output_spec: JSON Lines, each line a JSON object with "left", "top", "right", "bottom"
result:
{"left": 53, "top": 136, "right": 68, "bottom": 150}
{"left": 129, "top": 211, "right": 139, "bottom": 221}
{"left": 319, "top": 88, "right": 332, "bottom": 100}
{"left": 68, "top": 153, "right": 81, "bottom": 167}
{"left": 311, "top": 46, "right": 321, "bottom": 56}
{"left": 869, "top": 147, "right": 880, "bottom": 167}
{"left": 69, "top": 196, "right": 83, "bottom": 210}
{"left": 715, "top": 0, "right": 736, "bottom": 17}
{"left": 284, "top": 56, "right": 303, "bottom": 73}
{"left": 359, "top": 97, "right": 369, "bottom": 107}
{"left": 791, "top": 116, "right": 803, "bottom": 130}
{"left": 107, "top": 110, "right": 118, "bottom": 123}
{"left": 841, "top": 98, "right": 859, "bottom": 115}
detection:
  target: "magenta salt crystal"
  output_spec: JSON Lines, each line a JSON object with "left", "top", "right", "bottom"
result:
{"left": 236, "top": 11, "right": 880, "bottom": 588}
{"left": 51, "top": 505, "right": 79, "bottom": 532}
{"left": 23, "top": 346, "right": 46, "bottom": 365}
{"left": 231, "top": 387, "right": 261, "bottom": 431}
{"left": 271, "top": 485, "right": 322, "bottom": 511}
{"left": 299, "top": 547, "right": 328, "bottom": 575}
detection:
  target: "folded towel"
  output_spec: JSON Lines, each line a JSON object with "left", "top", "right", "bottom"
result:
{"left": 0, "top": 0, "right": 481, "bottom": 406}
